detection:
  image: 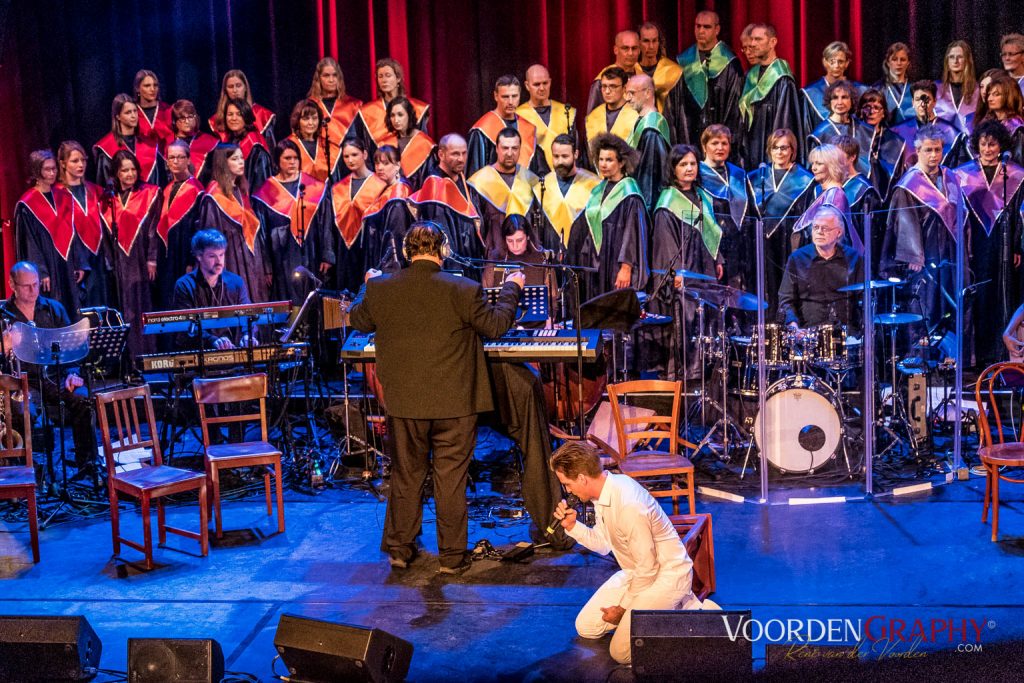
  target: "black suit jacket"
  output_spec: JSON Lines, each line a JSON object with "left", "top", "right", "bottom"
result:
{"left": 348, "top": 259, "right": 521, "bottom": 419}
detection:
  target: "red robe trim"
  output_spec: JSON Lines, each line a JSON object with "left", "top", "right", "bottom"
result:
{"left": 288, "top": 133, "right": 329, "bottom": 182}
{"left": 332, "top": 174, "right": 387, "bottom": 248}
{"left": 470, "top": 111, "right": 537, "bottom": 168}
{"left": 59, "top": 181, "right": 106, "bottom": 255}
{"left": 104, "top": 184, "right": 160, "bottom": 255}
{"left": 238, "top": 131, "right": 269, "bottom": 160}
{"left": 93, "top": 133, "right": 160, "bottom": 184}
{"left": 206, "top": 181, "right": 262, "bottom": 254}
{"left": 378, "top": 130, "right": 435, "bottom": 178}
{"left": 253, "top": 174, "right": 327, "bottom": 245}
{"left": 357, "top": 96, "right": 430, "bottom": 143}
{"left": 364, "top": 180, "right": 412, "bottom": 219}
{"left": 184, "top": 133, "right": 219, "bottom": 179}
{"left": 157, "top": 177, "right": 204, "bottom": 246}
{"left": 17, "top": 187, "right": 75, "bottom": 259}
{"left": 315, "top": 95, "right": 363, "bottom": 172}
{"left": 408, "top": 174, "right": 479, "bottom": 220}
{"left": 137, "top": 101, "right": 175, "bottom": 148}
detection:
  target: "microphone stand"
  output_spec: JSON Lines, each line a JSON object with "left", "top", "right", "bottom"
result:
{"left": 1001, "top": 155, "right": 1012, "bottom": 326}
{"left": 322, "top": 119, "right": 332, "bottom": 181}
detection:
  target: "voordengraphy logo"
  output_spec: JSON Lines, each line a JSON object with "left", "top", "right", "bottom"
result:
{"left": 721, "top": 614, "right": 992, "bottom": 647}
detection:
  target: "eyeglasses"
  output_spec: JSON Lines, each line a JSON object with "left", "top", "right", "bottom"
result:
{"left": 811, "top": 224, "right": 839, "bottom": 234}
{"left": 861, "top": 104, "right": 884, "bottom": 112}
{"left": 913, "top": 96, "right": 932, "bottom": 103}
{"left": 599, "top": 83, "right": 623, "bottom": 91}
{"left": 771, "top": 144, "right": 792, "bottom": 151}
{"left": 1001, "top": 50, "right": 1023, "bottom": 58}
{"left": 166, "top": 155, "right": 189, "bottom": 161}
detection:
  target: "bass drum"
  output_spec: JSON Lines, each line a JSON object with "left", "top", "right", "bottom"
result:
{"left": 753, "top": 375, "right": 842, "bottom": 474}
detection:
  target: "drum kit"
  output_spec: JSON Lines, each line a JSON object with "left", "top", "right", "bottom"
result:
{"left": 652, "top": 271, "right": 934, "bottom": 477}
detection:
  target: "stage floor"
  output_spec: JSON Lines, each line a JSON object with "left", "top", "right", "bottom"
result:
{"left": 1, "top": 472, "right": 1023, "bottom": 681}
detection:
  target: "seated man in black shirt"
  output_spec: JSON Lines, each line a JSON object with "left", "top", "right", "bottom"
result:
{"left": 1, "top": 261, "right": 97, "bottom": 476}
{"left": 172, "top": 229, "right": 256, "bottom": 349}
{"left": 778, "top": 205, "right": 863, "bottom": 331}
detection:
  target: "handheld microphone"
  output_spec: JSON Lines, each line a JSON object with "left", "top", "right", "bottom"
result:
{"left": 545, "top": 494, "right": 581, "bottom": 535}
{"left": 293, "top": 265, "right": 324, "bottom": 289}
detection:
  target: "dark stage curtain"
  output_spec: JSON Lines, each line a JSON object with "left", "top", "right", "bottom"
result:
{"left": 1, "top": 0, "right": 1020, "bottom": 293}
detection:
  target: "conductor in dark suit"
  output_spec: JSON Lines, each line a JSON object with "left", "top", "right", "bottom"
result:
{"left": 349, "top": 221, "right": 525, "bottom": 573}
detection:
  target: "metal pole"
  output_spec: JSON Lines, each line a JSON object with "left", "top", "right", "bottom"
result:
{"left": 755, "top": 217, "right": 768, "bottom": 502}
{"left": 953, "top": 180, "right": 965, "bottom": 470}
{"left": 863, "top": 212, "right": 875, "bottom": 494}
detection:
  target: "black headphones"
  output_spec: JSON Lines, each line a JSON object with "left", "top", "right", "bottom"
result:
{"left": 402, "top": 220, "right": 452, "bottom": 261}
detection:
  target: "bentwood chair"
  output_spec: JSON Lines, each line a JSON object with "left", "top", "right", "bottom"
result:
{"left": 600, "top": 379, "right": 697, "bottom": 515}
{"left": 192, "top": 373, "right": 284, "bottom": 539}
{"left": 0, "top": 372, "right": 39, "bottom": 563}
{"left": 669, "top": 513, "right": 716, "bottom": 600}
{"left": 95, "top": 384, "right": 208, "bottom": 569}
{"left": 975, "top": 362, "right": 1024, "bottom": 541}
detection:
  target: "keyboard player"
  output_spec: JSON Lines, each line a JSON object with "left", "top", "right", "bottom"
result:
{"left": 172, "top": 229, "right": 257, "bottom": 350}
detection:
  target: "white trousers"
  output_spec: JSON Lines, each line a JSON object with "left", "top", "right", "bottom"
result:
{"left": 575, "top": 568, "right": 701, "bottom": 664}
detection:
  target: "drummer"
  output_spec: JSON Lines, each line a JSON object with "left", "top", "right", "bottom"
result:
{"left": 777, "top": 206, "right": 863, "bottom": 332}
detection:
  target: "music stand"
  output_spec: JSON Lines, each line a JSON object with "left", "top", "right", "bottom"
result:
{"left": 10, "top": 319, "right": 91, "bottom": 501}
{"left": 484, "top": 285, "right": 550, "bottom": 324}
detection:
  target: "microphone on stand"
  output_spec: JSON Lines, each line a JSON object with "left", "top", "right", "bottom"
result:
{"left": 293, "top": 265, "right": 324, "bottom": 289}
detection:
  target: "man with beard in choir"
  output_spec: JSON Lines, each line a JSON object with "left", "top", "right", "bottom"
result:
{"left": 534, "top": 135, "right": 600, "bottom": 255}
{"left": 467, "top": 75, "right": 540, "bottom": 178}
{"left": 468, "top": 128, "right": 539, "bottom": 254}
{"left": 624, "top": 74, "right": 671, "bottom": 209}
{"left": 636, "top": 22, "right": 687, "bottom": 144}
{"left": 738, "top": 24, "right": 804, "bottom": 168}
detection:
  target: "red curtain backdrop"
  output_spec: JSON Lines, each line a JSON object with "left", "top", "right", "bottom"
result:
{"left": 1, "top": 0, "right": 1018, "bottom": 293}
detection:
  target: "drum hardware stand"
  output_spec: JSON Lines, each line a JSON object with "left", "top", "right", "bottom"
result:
{"left": 690, "top": 303, "right": 737, "bottom": 459}
{"left": 876, "top": 316, "right": 920, "bottom": 461}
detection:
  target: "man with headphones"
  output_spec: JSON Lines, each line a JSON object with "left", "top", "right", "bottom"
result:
{"left": 349, "top": 221, "right": 526, "bottom": 573}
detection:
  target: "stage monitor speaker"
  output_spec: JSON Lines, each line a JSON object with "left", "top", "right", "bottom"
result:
{"left": 274, "top": 613, "right": 413, "bottom": 683}
{"left": 0, "top": 615, "right": 102, "bottom": 681}
{"left": 630, "top": 610, "right": 751, "bottom": 682}
{"left": 128, "top": 637, "right": 224, "bottom": 683}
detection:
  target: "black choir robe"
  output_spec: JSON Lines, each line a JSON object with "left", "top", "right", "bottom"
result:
{"left": 14, "top": 187, "right": 82, "bottom": 316}
{"left": 881, "top": 166, "right": 965, "bottom": 335}
{"left": 377, "top": 130, "right": 437, "bottom": 191}
{"left": 676, "top": 42, "right": 744, "bottom": 147}
{"left": 956, "top": 160, "right": 1024, "bottom": 365}
{"left": 102, "top": 183, "right": 160, "bottom": 356}
{"left": 839, "top": 174, "right": 884, "bottom": 267}
{"left": 466, "top": 111, "right": 541, "bottom": 178}
{"left": 534, "top": 170, "right": 601, "bottom": 254}
{"left": 583, "top": 104, "right": 639, "bottom": 172}
{"left": 153, "top": 177, "right": 203, "bottom": 309}
{"left": 180, "top": 133, "right": 220, "bottom": 186}
{"left": 638, "top": 57, "right": 688, "bottom": 146}
{"left": 253, "top": 174, "right": 331, "bottom": 304}
{"left": 137, "top": 101, "right": 175, "bottom": 150}
{"left": 351, "top": 96, "right": 430, "bottom": 161}
{"left": 800, "top": 77, "right": 865, "bottom": 147}
{"left": 62, "top": 181, "right": 108, "bottom": 309}
{"left": 1000, "top": 117, "right": 1024, "bottom": 166}
{"left": 738, "top": 59, "right": 804, "bottom": 169}
{"left": 699, "top": 161, "right": 749, "bottom": 289}
{"left": 311, "top": 94, "right": 363, "bottom": 181}
{"left": 407, "top": 170, "right": 485, "bottom": 274}
{"left": 229, "top": 131, "right": 273, "bottom": 194}
{"left": 199, "top": 182, "right": 270, "bottom": 303}
{"left": 746, "top": 163, "right": 815, "bottom": 317}
{"left": 516, "top": 101, "right": 578, "bottom": 178}
{"left": 93, "top": 133, "right": 163, "bottom": 188}
{"left": 626, "top": 111, "right": 672, "bottom": 208}
{"left": 890, "top": 117, "right": 969, "bottom": 170}
{"left": 649, "top": 185, "right": 722, "bottom": 378}
{"left": 467, "top": 164, "right": 539, "bottom": 253}
{"left": 362, "top": 180, "right": 413, "bottom": 273}
{"left": 330, "top": 173, "right": 389, "bottom": 294}
{"left": 874, "top": 80, "right": 914, "bottom": 126}
{"left": 860, "top": 122, "right": 906, "bottom": 201}
{"left": 566, "top": 177, "right": 650, "bottom": 300}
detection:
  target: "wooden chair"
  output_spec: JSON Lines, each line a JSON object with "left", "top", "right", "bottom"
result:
{"left": 669, "top": 513, "right": 716, "bottom": 600}
{"left": 192, "top": 373, "right": 284, "bottom": 539}
{"left": 601, "top": 379, "right": 697, "bottom": 515}
{"left": 95, "top": 384, "right": 208, "bottom": 569}
{"left": 975, "top": 362, "right": 1024, "bottom": 541}
{"left": 0, "top": 373, "right": 39, "bottom": 563}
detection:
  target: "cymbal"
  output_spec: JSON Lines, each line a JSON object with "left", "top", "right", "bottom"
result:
{"left": 650, "top": 268, "right": 717, "bottom": 282}
{"left": 836, "top": 279, "right": 905, "bottom": 293}
{"left": 873, "top": 312, "right": 923, "bottom": 325}
{"left": 688, "top": 282, "right": 767, "bottom": 311}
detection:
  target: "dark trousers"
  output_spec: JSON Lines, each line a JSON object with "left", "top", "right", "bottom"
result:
{"left": 23, "top": 380, "right": 97, "bottom": 469}
{"left": 383, "top": 414, "right": 477, "bottom": 567}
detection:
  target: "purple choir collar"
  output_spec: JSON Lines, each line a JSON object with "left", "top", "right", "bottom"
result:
{"left": 955, "top": 160, "right": 1024, "bottom": 236}
{"left": 898, "top": 166, "right": 960, "bottom": 236}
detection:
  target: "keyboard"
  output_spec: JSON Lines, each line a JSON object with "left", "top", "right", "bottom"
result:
{"left": 142, "top": 301, "right": 292, "bottom": 335}
{"left": 139, "top": 343, "right": 306, "bottom": 372}
{"left": 340, "top": 328, "right": 602, "bottom": 363}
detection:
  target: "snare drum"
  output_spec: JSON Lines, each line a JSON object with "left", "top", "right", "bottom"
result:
{"left": 806, "top": 323, "right": 847, "bottom": 368}
{"left": 748, "top": 323, "right": 791, "bottom": 369}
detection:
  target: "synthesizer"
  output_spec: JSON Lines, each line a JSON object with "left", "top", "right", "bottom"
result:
{"left": 142, "top": 301, "right": 292, "bottom": 335}
{"left": 340, "top": 328, "right": 602, "bottom": 363}
{"left": 139, "top": 343, "right": 306, "bottom": 372}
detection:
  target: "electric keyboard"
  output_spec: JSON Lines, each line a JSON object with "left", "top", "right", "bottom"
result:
{"left": 139, "top": 343, "right": 307, "bottom": 372}
{"left": 340, "top": 328, "right": 603, "bottom": 363}
{"left": 142, "top": 301, "right": 292, "bottom": 335}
